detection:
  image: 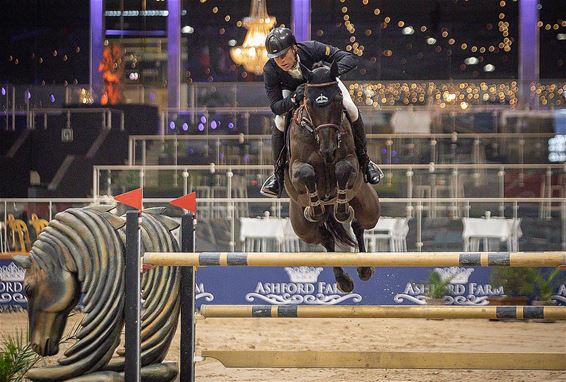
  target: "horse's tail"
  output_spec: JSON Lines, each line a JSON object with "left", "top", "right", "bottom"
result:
{"left": 324, "top": 211, "right": 357, "bottom": 248}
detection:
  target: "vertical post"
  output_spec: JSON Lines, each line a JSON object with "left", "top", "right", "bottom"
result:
{"left": 498, "top": 167, "right": 505, "bottom": 214}
{"left": 11, "top": 88, "right": 15, "bottom": 131}
{"left": 292, "top": 0, "right": 310, "bottom": 42}
{"left": 125, "top": 211, "right": 141, "bottom": 382}
{"left": 519, "top": 0, "right": 539, "bottom": 108}
{"left": 2, "top": 201, "right": 7, "bottom": 252}
{"left": 4, "top": 86, "right": 8, "bottom": 131}
{"left": 227, "top": 170, "right": 235, "bottom": 252}
{"left": 90, "top": 0, "right": 104, "bottom": 101}
{"left": 406, "top": 169, "right": 413, "bottom": 219}
{"left": 416, "top": 201, "right": 423, "bottom": 252}
{"left": 168, "top": 0, "right": 181, "bottom": 112}
{"left": 180, "top": 213, "right": 196, "bottom": 382}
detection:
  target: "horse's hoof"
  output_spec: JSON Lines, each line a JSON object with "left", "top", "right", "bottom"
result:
{"left": 304, "top": 206, "right": 324, "bottom": 222}
{"left": 334, "top": 205, "right": 354, "bottom": 224}
{"left": 357, "top": 266, "right": 374, "bottom": 281}
{"left": 335, "top": 274, "right": 354, "bottom": 293}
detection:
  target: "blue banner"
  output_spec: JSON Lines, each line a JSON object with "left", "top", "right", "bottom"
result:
{"left": 2, "top": 259, "right": 565, "bottom": 311}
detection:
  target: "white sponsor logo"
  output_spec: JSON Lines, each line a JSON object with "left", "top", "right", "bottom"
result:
{"left": 0, "top": 262, "right": 25, "bottom": 282}
{"left": 394, "top": 268, "right": 504, "bottom": 305}
{"left": 552, "top": 284, "right": 566, "bottom": 304}
{"left": 246, "top": 266, "right": 362, "bottom": 305}
{"left": 195, "top": 283, "right": 214, "bottom": 302}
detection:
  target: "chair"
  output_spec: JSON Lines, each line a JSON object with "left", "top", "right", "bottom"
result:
{"left": 539, "top": 173, "right": 566, "bottom": 220}
{"left": 195, "top": 186, "right": 212, "bottom": 219}
{"left": 0, "top": 221, "right": 6, "bottom": 253}
{"left": 462, "top": 217, "right": 522, "bottom": 251}
{"left": 29, "top": 213, "right": 49, "bottom": 238}
{"left": 364, "top": 217, "right": 409, "bottom": 252}
{"left": 7, "top": 214, "right": 31, "bottom": 252}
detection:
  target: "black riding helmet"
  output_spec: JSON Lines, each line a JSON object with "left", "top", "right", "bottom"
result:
{"left": 265, "top": 27, "right": 296, "bottom": 59}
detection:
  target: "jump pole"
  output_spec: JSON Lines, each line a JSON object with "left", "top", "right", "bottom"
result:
{"left": 144, "top": 251, "right": 566, "bottom": 268}
{"left": 199, "top": 304, "right": 566, "bottom": 320}
{"left": 202, "top": 350, "right": 566, "bottom": 370}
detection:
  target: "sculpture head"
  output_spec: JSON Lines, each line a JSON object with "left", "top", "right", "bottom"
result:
{"left": 14, "top": 254, "right": 80, "bottom": 356}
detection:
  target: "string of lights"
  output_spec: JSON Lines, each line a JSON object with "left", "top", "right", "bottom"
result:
{"left": 338, "top": 0, "right": 517, "bottom": 58}
{"left": 348, "top": 80, "right": 565, "bottom": 108}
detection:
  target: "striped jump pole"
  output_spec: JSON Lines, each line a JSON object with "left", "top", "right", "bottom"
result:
{"left": 144, "top": 251, "right": 566, "bottom": 268}
{"left": 199, "top": 304, "right": 566, "bottom": 320}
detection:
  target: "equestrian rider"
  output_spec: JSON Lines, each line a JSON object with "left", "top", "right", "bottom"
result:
{"left": 260, "top": 27, "right": 383, "bottom": 198}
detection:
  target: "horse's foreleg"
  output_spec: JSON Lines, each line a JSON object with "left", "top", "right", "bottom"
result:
{"left": 334, "top": 159, "right": 356, "bottom": 223}
{"left": 352, "top": 220, "right": 374, "bottom": 281}
{"left": 319, "top": 226, "right": 353, "bottom": 293}
{"left": 292, "top": 162, "right": 325, "bottom": 222}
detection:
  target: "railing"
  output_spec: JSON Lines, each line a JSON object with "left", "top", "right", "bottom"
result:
{"left": 1, "top": 105, "right": 124, "bottom": 132}
{"left": 92, "top": 163, "right": 566, "bottom": 205}
{"left": 2, "top": 196, "right": 565, "bottom": 255}
{"left": 2, "top": 81, "right": 565, "bottom": 121}
{"left": 128, "top": 131, "right": 560, "bottom": 166}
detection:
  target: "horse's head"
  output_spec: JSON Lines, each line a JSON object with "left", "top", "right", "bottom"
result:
{"left": 14, "top": 251, "right": 79, "bottom": 356}
{"left": 302, "top": 60, "right": 344, "bottom": 164}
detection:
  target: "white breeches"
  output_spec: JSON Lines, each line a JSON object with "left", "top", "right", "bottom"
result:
{"left": 274, "top": 78, "right": 358, "bottom": 132}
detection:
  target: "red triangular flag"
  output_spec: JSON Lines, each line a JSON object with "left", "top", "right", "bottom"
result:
{"left": 169, "top": 192, "right": 197, "bottom": 214}
{"left": 114, "top": 188, "right": 143, "bottom": 210}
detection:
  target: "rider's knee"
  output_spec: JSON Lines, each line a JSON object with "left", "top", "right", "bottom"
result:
{"left": 344, "top": 103, "right": 359, "bottom": 122}
{"left": 337, "top": 79, "right": 359, "bottom": 122}
{"left": 274, "top": 115, "right": 286, "bottom": 132}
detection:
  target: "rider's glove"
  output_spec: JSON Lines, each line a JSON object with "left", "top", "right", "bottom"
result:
{"left": 292, "top": 83, "right": 306, "bottom": 106}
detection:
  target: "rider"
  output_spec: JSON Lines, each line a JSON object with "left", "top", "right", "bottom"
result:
{"left": 260, "top": 27, "right": 383, "bottom": 198}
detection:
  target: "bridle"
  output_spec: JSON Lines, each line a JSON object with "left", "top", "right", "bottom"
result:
{"left": 295, "top": 81, "right": 346, "bottom": 148}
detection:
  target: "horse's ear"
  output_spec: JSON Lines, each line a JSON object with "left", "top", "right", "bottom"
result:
{"left": 330, "top": 60, "right": 339, "bottom": 79}
{"left": 13, "top": 255, "right": 32, "bottom": 269}
{"left": 300, "top": 63, "right": 312, "bottom": 82}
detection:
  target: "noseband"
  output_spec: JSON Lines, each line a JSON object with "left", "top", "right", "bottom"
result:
{"left": 295, "top": 81, "right": 345, "bottom": 147}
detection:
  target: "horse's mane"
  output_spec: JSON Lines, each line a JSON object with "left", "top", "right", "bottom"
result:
{"left": 27, "top": 206, "right": 180, "bottom": 380}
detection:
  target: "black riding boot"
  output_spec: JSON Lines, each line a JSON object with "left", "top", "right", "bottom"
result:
{"left": 351, "top": 115, "right": 383, "bottom": 184}
{"left": 260, "top": 127, "right": 286, "bottom": 198}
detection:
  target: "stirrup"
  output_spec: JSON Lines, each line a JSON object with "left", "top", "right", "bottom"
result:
{"left": 365, "top": 161, "right": 384, "bottom": 184}
{"left": 260, "top": 174, "right": 280, "bottom": 198}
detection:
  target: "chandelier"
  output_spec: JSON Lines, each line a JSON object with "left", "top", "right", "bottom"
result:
{"left": 230, "top": 0, "right": 276, "bottom": 75}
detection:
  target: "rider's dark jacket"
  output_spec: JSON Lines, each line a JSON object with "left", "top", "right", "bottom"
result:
{"left": 263, "top": 41, "right": 358, "bottom": 116}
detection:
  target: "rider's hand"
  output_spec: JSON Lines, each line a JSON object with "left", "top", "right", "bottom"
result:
{"left": 293, "top": 83, "right": 306, "bottom": 105}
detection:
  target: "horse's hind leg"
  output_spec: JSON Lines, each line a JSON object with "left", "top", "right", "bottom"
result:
{"left": 291, "top": 161, "right": 325, "bottom": 222}
{"left": 320, "top": 226, "right": 354, "bottom": 293}
{"left": 352, "top": 220, "right": 374, "bottom": 281}
{"left": 334, "top": 159, "right": 356, "bottom": 223}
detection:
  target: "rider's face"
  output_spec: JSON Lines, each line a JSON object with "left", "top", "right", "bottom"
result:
{"left": 274, "top": 47, "right": 297, "bottom": 71}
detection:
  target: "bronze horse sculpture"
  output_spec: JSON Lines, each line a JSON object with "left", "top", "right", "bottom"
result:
{"left": 284, "top": 61, "right": 380, "bottom": 292}
{"left": 14, "top": 206, "right": 180, "bottom": 382}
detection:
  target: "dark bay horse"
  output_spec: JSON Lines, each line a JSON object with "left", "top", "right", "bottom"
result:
{"left": 284, "top": 61, "right": 380, "bottom": 292}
